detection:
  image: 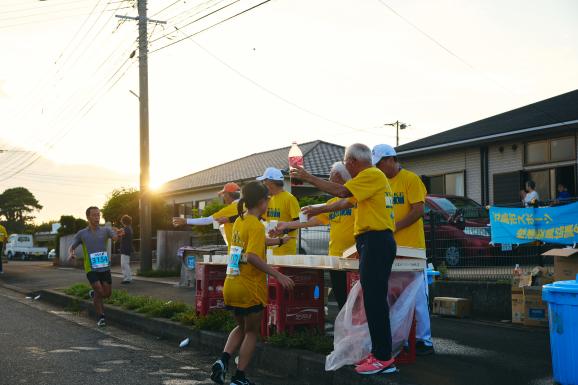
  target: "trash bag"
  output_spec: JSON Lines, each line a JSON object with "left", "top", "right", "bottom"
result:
{"left": 325, "top": 271, "right": 421, "bottom": 371}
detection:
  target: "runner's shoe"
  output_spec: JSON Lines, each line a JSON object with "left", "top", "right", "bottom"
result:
{"left": 416, "top": 341, "right": 435, "bottom": 356}
{"left": 97, "top": 316, "right": 106, "bottom": 327}
{"left": 230, "top": 376, "right": 255, "bottom": 385}
{"left": 355, "top": 355, "right": 397, "bottom": 375}
{"left": 210, "top": 359, "right": 227, "bottom": 384}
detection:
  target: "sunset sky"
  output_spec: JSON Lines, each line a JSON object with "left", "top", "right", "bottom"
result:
{"left": 1, "top": 0, "right": 577, "bottom": 223}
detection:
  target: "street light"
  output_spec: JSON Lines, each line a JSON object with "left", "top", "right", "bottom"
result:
{"left": 384, "top": 121, "right": 410, "bottom": 147}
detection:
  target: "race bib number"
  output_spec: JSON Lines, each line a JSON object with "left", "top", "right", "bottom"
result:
{"left": 89, "top": 252, "right": 110, "bottom": 270}
{"left": 227, "top": 246, "right": 243, "bottom": 276}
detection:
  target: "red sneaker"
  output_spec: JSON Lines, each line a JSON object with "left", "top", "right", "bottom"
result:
{"left": 354, "top": 354, "right": 371, "bottom": 366}
{"left": 355, "top": 355, "right": 397, "bottom": 375}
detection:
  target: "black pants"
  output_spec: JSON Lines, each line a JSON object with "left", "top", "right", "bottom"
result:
{"left": 329, "top": 270, "right": 347, "bottom": 310}
{"left": 356, "top": 230, "right": 396, "bottom": 361}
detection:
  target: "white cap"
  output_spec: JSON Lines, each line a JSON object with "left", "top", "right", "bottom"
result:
{"left": 256, "top": 167, "right": 284, "bottom": 181}
{"left": 371, "top": 144, "right": 397, "bottom": 165}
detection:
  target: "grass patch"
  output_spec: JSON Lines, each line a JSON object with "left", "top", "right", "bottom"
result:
{"left": 267, "top": 331, "right": 333, "bottom": 355}
{"left": 63, "top": 283, "right": 331, "bottom": 355}
{"left": 64, "top": 283, "right": 92, "bottom": 299}
{"left": 137, "top": 268, "right": 181, "bottom": 278}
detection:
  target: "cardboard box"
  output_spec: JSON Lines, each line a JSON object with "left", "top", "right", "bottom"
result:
{"left": 433, "top": 297, "right": 471, "bottom": 318}
{"left": 522, "top": 286, "right": 548, "bottom": 327}
{"left": 542, "top": 248, "right": 578, "bottom": 282}
{"left": 511, "top": 292, "right": 525, "bottom": 324}
{"left": 512, "top": 274, "right": 532, "bottom": 294}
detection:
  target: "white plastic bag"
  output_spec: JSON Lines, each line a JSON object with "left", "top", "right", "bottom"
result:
{"left": 325, "top": 271, "right": 421, "bottom": 371}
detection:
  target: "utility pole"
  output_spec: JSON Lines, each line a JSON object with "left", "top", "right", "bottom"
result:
{"left": 384, "top": 120, "right": 410, "bottom": 147}
{"left": 116, "top": 2, "right": 165, "bottom": 272}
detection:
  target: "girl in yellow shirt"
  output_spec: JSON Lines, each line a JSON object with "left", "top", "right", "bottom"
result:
{"left": 211, "top": 181, "right": 294, "bottom": 385}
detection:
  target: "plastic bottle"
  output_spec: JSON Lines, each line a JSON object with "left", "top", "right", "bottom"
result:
{"left": 314, "top": 285, "right": 320, "bottom": 300}
{"left": 288, "top": 141, "right": 304, "bottom": 186}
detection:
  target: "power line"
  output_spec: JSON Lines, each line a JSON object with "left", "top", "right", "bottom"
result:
{"left": 149, "top": 0, "right": 239, "bottom": 44}
{"left": 150, "top": 0, "right": 271, "bottom": 53}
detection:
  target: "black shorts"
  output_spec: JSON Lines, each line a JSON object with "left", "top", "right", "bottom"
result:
{"left": 86, "top": 270, "right": 112, "bottom": 285}
{"left": 225, "top": 304, "right": 264, "bottom": 317}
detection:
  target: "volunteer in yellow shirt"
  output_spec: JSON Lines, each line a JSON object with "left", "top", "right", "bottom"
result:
{"left": 0, "top": 223, "right": 7, "bottom": 274}
{"left": 213, "top": 181, "right": 294, "bottom": 385}
{"left": 274, "top": 162, "right": 355, "bottom": 309}
{"left": 256, "top": 167, "right": 301, "bottom": 256}
{"left": 292, "top": 143, "right": 398, "bottom": 376}
{"left": 172, "top": 182, "right": 241, "bottom": 248}
{"left": 373, "top": 143, "right": 433, "bottom": 356}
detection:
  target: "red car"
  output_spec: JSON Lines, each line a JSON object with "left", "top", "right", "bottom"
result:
{"left": 424, "top": 195, "right": 491, "bottom": 266}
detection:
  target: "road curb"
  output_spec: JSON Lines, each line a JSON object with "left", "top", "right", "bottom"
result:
{"left": 37, "top": 289, "right": 393, "bottom": 385}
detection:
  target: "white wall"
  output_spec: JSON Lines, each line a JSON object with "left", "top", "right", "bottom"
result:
{"left": 401, "top": 148, "right": 482, "bottom": 203}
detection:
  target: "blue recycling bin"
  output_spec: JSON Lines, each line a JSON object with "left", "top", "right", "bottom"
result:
{"left": 426, "top": 269, "right": 440, "bottom": 285}
{"left": 542, "top": 274, "right": 578, "bottom": 385}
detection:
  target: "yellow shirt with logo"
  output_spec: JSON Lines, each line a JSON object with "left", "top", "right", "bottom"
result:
{"left": 0, "top": 224, "right": 7, "bottom": 243}
{"left": 223, "top": 215, "right": 268, "bottom": 308}
{"left": 212, "top": 201, "right": 239, "bottom": 248}
{"left": 316, "top": 197, "right": 356, "bottom": 256}
{"left": 265, "top": 190, "right": 300, "bottom": 255}
{"left": 389, "top": 169, "right": 427, "bottom": 248}
{"left": 344, "top": 167, "right": 395, "bottom": 237}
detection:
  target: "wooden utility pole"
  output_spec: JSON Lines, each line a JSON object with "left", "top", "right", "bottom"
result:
{"left": 116, "top": 2, "right": 165, "bottom": 272}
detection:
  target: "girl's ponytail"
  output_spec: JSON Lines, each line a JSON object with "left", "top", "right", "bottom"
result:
{"left": 237, "top": 198, "right": 245, "bottom": 219}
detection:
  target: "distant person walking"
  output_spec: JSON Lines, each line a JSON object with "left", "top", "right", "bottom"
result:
{"left": 119, "top": 215, "right": 134, "bottom": 284}
{"left": 0, "top": 223, "right": 7, "bottom": 274}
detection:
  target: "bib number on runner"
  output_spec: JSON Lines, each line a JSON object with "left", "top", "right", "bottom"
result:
{"left": 227, "top": 246, "right": 243, "bottom": 276}
{"left": 89, "top": 252, "right": 110, "bottom": 269}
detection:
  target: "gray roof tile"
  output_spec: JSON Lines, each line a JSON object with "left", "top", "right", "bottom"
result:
{"left": 160, "top": 140, "right": 345, "bottom": 193}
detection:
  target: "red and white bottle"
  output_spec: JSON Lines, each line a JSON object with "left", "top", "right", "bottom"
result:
{"left": 288, "top": 141, "right": 303, "bottom": 186}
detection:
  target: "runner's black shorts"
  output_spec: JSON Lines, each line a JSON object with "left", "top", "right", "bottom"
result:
{"left": 86, "top": 270, "right": 112, "bottom": 285}
{"left": 225, "top": 304, "right": 264, "bottom": 316}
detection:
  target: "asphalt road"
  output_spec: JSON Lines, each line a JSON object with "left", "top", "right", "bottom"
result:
{"left": 0, "top": 288, "right": 288, "bottom": 385}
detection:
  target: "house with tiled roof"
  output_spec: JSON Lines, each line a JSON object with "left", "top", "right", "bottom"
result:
{"left": 396, "top": 89, "right": 578, "bottom": 205}
{"left": 159, "top": 140, "right": 345, "bottom": 216}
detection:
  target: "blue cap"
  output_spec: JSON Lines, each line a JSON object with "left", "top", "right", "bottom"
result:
{"left": 256, "top": 167, "right": 284, "bottom": 181}
{"left": 372, "top": 144, "right": 397, "bottom": 165}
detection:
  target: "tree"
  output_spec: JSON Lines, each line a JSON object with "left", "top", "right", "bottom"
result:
{"left": 101, "top": 188, "right": 172, "bottom": 237}
{"left": 0, "top": 187, "right": 43, "bottom": 233}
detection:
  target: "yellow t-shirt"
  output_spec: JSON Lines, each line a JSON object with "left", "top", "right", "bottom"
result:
{"left": 344, "top": 167, "right": 395, "bottom": 237}
{"left": 265, "top": 190, "right": 300, "bottom": 255}
{"left": 223, "top": 215, "right": 268, "bottom": 308}
{"left": 0, "top": 225, "right": 7, "bottom": 243}
{"left": 389, "top": 169, "right": 427, "bottom": 248}
{"left": 212, "top": 201, "right": 239, "bottom": 248}
{"left": 316, "top": 197, "right": 356, "bottom": 256}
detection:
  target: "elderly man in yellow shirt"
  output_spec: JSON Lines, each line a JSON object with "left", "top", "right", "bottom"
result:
{"left": 256, "top": 167, "right": 301, "bottom": 256}
{"left": 292, "top": 143, "right": 397, "bottom": 376}
{"left": 372, "top": 143, "right": 433, "bottom": 356}
{"left": 172, "top": 182, "right": 241, "bottom": 248}
{"left": 274, "top": 161, "right": 355, "bottom": 310}
{"left": 0, "top": 223, "right": 7, "bottom": 274}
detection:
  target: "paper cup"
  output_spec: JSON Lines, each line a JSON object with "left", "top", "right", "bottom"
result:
{"left": 212, "top": 221, "right": 220, "bottom": 230}
{"left": 299, "top": 211, "right": 308, "bottom": 223}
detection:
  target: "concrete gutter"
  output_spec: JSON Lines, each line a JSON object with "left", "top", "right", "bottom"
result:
{"left": 37, "top": 289, "right": 396, "bottom": 385}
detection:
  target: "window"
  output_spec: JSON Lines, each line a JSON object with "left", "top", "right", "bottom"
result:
{"left": 426, "top": 172, "right": 466, "bottom": 196}
{"left": 525, "top": 136, "right": 576, "bottom": 165}
{"left": 551, "top": 137, "right": 575, "bottom": 162}
{"left": 527, "top": 170, "right": 550, "bottom": 201}
{"left": 445, "top": 172, "right": 465, "bottom": 196}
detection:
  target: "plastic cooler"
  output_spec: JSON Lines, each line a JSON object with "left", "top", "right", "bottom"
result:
{"left": 263, "top": 266, "right": 324, "bottom": 336}
{"left": 195, "top": 263, "right": 226, "bottom": 315}
{"left": 542, "top": 274, "right": 578, "bottom": 385}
